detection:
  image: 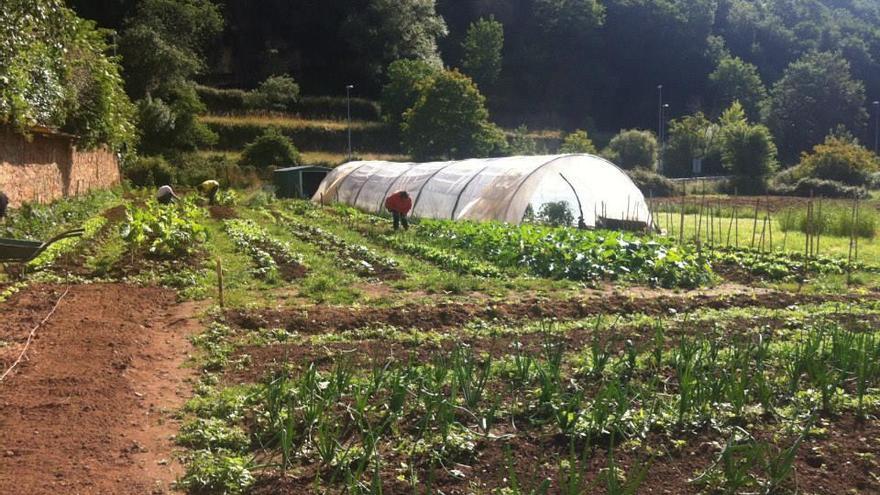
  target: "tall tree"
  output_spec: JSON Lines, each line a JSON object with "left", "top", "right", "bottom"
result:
{"left": 461, "top": 17, "right": 504, "bottom": 90}
{"left": 118, "top": 0, "right": 223, "bottom": 98}
{"left": 708, "top": 56, "right": 767, "bottom": 121}
{"left": 765, "top": 51, "right": 867, "bottom": 164}
{"left": 402, "top": 70, "right": 505, "bottom": 160}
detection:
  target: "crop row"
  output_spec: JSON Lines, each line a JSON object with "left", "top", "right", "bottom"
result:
{"left": 180, "top": 316, "right": 879, "bottom": 493}
{"left": 413, "top": 219, "right": 714, "bottom": 288}
{"left": 280, "top": 213, "right": 401, "bottom": 279}
{"left": 224, "top": 219, "right": 305, "bottom": 282}
{"left": 711, "top": 246, "right": 878, "bottom": 281}
{"left": 380, "top": 236, "right": 502, "bottom": 277}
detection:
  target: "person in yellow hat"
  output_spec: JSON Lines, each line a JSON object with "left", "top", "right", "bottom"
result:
{"left": 198, "top": 179, "right": 220, "bottom": 205}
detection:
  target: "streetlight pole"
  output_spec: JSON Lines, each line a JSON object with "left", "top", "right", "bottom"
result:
{"left": 661, "top": 103, "right": 669, "bottom": 174}
{"left": 346, "top": 84, "right": 354, "bottom": 162}
{"left": 657, "top": 84, "right": 663, "bottom": 142}
{"left": 873, "top": 100, "right": 879, "bottom": 154}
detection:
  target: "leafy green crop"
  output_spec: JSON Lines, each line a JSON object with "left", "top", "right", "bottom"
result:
{"left": 414, "top": 219, "right": 714, "bottom": 288}
{"left": 121, "top": 198, "right": 207, "bottom": 259}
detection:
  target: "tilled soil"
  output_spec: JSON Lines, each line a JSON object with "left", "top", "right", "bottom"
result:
{"left": 0, "top": 283, "right": 202, "bottom": 495}
{"left": 249, "top": 414, "right": 880, "bottom": 495}
{"left": 225, "top": 290, "right": 870, "bottom": 335}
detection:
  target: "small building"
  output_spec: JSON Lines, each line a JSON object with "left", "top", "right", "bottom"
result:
{"left": 0, "top": 125, "right": 121, "bottom": 207}
{"left": 273, "top": 166, "right": 331, "bottom": 199}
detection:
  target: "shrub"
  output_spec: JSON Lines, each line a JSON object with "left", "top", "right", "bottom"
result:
{"left": 249, "top": 75, "right": 300, "bottom": 112}
{"left": 796, "top": 136, "right": 879, "bottom": 186}
{"left": 869, "top": 172, "right": 880, "bottom": 190}
{"left": 507, "top": 125, "right": 539, "bottom": 155}
{"left": 402, "top": 69, "right": 506, "bottom": 160}
{"left": 123, "top": 155, "right": 175, "bottom": 187}
{"left": 203, "top": 119, "right": 399, "bottom": 153}
{"left": 195, "top": 85, "right": 249, "bottom": 113}
{"left": 536, "top": 201, "right": 574, "bottom": 226}
{"left": 626, "top": 168, "right": 678, "bottom": 197}
{"left": 771, "top": 177, "right": 868, "bottom": 199}
{"left": 603, "top": 129, "right": 658, "bottom": 170}
{"left": 239, "top": 127, "right": 300, "bottom": 169}
{"left": 560, "top": 129, "right": 598, "bottom": 154}
{"left": 297, "top": 96, "right": 381, "bottom": 121}
{"left": 176, "top": 153, "right": 255, "bottom": 188}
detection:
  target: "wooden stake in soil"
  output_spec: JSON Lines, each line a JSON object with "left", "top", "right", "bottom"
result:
{"left": 750, "top": 198, "right": 760, "bottom": 249}
{"left": 216, "top": 258, "right": 225, "bottom": 309}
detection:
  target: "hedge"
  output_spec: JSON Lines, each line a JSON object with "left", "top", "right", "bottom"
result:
{"left": 205, "top": 120, "right": 401, "bottom": 154}
{"left": 195, "top": 85, "right": 382, "bottom": 121}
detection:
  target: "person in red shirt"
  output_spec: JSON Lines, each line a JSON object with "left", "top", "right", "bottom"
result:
{"left": 384, "top": 191, "right": 412, "bottom": 230}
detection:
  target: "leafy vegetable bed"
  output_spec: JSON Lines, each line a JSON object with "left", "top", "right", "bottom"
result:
{"left": 414, "top": 219, "right": 714, "bottom": 288}
{"left": 224, "top": 219, "right": 306, "bottom": 282}
{"left": 281, "top": 214, "right": 402, "bottom": 280}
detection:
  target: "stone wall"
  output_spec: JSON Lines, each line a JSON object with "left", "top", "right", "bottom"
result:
{"left": 0, "top": 127, "right": 120, "bottom": 207}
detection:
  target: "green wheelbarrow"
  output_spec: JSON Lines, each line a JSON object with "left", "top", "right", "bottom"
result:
{"left": 0, "top": 228, "right": 86, "bottom": 263}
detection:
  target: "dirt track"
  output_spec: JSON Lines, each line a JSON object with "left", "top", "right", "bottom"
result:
{"left": 0, "top": 284, "right": 201, "bottom": 495}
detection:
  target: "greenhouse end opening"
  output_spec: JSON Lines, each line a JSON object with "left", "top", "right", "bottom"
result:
{"left": 311, "top": 154, "right": 652, "bottom": 229}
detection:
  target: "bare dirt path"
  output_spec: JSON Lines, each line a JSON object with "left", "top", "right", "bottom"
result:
{"left": 0, "top": 283, "right": 202, "bottom": 495}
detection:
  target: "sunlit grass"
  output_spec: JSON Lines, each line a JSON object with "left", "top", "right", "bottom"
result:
{"left": 200, "top": 114, "right": 383, "bottom": 131}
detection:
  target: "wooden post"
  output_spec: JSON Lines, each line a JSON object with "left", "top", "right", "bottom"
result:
{"left": 847, "top": 195, "right": 856, "bottom": 285}
{"left": 750, "top": 198, "right": 760, "bottom": 249}
{"left": 815, "top": 199, "right": 822, "bottom": 256}
{"left": 679, "top": 191, "right": 686, "bottom": 244}
{"left": 216, "top": 258, "right": 225, "bottom": 309}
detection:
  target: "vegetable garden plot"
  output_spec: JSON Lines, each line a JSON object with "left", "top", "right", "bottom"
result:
{"left": 185, "top": 309, "right": 880, "bottom": 495}
{"left": 278, "top": 212, "right": 403, "bottom": 280}
{"left": 224, "top": 219, "right": 307, "bottom": 282}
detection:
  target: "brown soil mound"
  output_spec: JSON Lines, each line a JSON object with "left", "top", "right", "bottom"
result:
{"left": 102, "top": 204, "right": 127, "bottom": 222}
{"left": 209, "top": 205, "right": 238, "bottom": 219}
{"left": 225, "top": 291, "right": 867, "bottom": 335}
{"left": 0, "top": 283, "right": 202, "bottom": 494}
{"left": 278, "top": 261, "right": 308, "bottom": 281}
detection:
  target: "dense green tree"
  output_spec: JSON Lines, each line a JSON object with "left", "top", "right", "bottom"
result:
{"left": 708, "top": 56, "right": 767, "bottom": 120}
{"left": 343, "top": 0, "right": 448, "bottom": 78}
{"left": 118, "top": 0, "right": 223, "bottom": 98}
{"left": 402, "top": 70, "right": 505, "bottom": 160}
{"left": 0, "top": 0, "right": 135, "bottom": 149}
{"left": 136, "top": 84, "right": 217, "bottom": 155}
{"left": 603, "top": 129, "right": 658, "bottom": 170}
{"left": 560, "top": 130, "right": 597, "bottom": 154}
{"left": 663, "top": 113, "right": 720, "bottom": 178}
{"left": 381, "top": 59, "right": 439, "bottom": 126}
{"left": 720, "top": 104, "right": 777, "bottom": 193}
{"left": 461, "top": 17, "right": 504, "bottom": 90}
{"left": 765, "top": 51, "right": 868, "bottom": 164}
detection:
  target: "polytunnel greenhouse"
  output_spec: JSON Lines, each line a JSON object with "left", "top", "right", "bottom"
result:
{"left": 311, "top": 154, "right": 652, "bottom": 227}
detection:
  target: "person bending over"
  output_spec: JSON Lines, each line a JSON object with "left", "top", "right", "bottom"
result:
{"left": 156, "top": 185, "right": 179, "bottom": 205}
{"left": 384, "top": 190, "right": 412, "bottom": 231}
{"left": 199, "top": 179, "right": 220, "bottom": 205}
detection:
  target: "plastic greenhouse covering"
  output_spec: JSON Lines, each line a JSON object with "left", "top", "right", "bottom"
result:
{"left": 311, "top": 154, "right": 652, "bottom": 227}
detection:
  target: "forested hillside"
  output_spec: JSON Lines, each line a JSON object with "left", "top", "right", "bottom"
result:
{"left": 71, "top": 0, "right": 880, "bottom": 136}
